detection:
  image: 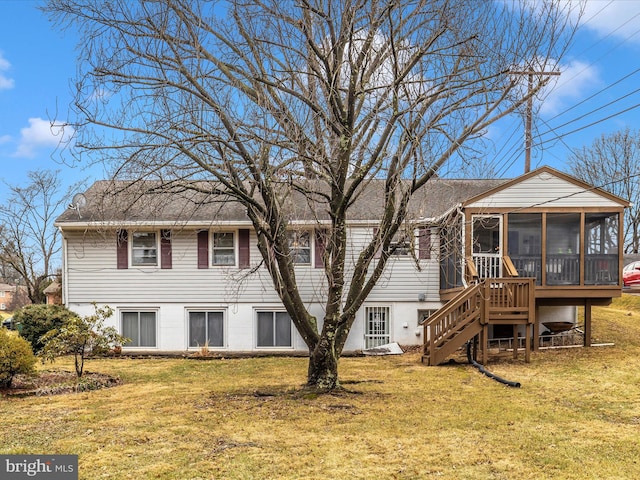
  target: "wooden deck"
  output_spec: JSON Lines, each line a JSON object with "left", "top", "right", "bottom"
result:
{"left": 422, "top": 278, "right": 535, "bottom": 366}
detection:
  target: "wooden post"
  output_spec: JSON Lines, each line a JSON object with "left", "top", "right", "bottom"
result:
{"left": 513, "top": 324, "right": 519, "bottom": 359}
{"left": 482, "top": 281, "right": 490, "bottom": 325}
{"left": 525, "top": 324, "right": 531, "bottom": 363}
{"left": 481, "top": 325, "right": 488, "bottom": 365}
{"left": 533, "top": 303, "right": 540, "bottom": 351}
{"left": 584, "top": 299, "right": 592, "bottom": 347}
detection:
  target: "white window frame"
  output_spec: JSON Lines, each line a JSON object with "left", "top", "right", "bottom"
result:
{"left": 121, "top": 309, "right": 158, "bottom": 348}
{"left": 131, "top": 231, "right": 159, "bottom": 267}
{"left": 211, "top": 231, "right": 237, "bottom": 266}
{"left": 418, "top": 309, "right": 438, "bottom": 326}
{"left": 287, "top": 230, "right": 312, "bottom": 265}
{"left": 0, "top": 291, "right": 5, "bottom": 298}
{"left": 186, "top": 309, "right": 226, "bottom": 349}
{"left": 471, "top": 215, "right": 503, "bottom": 279}
{"left": 255, "top": 309, "right": 293, "bottom": 349}
{"left": 389, "top": 229, "right": 416, "bottom": 257}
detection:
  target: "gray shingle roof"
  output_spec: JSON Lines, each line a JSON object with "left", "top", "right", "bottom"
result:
{"left": 55, "top": 177, "right": 506, "bottom": 227}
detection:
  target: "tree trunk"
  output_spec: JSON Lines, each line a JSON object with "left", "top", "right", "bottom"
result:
{"left": 307, "top": 336, "right": 340, "bottom": 391}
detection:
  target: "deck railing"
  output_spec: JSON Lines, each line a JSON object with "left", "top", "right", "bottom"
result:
{"left": 472, "top": 254, "right": 502, "bottom": 279}
{"left": 422, "top": 282, "right": 484, "bottom": 365}
{"left": 423, "top": 277, "right": 535, "bottom": 365}
{"left": 487, "top": 277, "right": 535, "bottom": 324}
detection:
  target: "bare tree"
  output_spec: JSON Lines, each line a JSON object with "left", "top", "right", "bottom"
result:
{"left": 0, "top": 170, "right": 78, "bottom": 304}
{"left": 568, "top": 128, "right": 640, "bottom": 254}
{"left": 45, "top": 0, "right": 578, "bottom": 389}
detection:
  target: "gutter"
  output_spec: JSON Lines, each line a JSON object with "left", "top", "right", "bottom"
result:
{"left": 55, "top": 204, "right": 466, "bottom": 231}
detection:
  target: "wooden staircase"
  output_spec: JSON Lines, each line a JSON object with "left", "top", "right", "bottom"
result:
{"left": 422, "top": 277, "right": 535, "bottom": 366}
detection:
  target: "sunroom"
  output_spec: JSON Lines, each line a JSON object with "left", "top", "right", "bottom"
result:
{"left": 426, "top": 167, "right": 629, "bottom": 365}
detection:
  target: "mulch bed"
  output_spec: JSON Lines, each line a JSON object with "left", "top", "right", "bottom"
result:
{"left": 0, "top": 371, "right": 121, "bottom": 397}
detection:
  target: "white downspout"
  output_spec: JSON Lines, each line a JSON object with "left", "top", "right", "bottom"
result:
{"left": 58, "top": 227, "right": 69, "bottom": 306}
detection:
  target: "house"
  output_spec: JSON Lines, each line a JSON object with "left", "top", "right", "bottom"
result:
{"left": 0, "top": 283, "right": 28, "bottom": 311}
{"left": 43, "top": 281, "right": 62, "bottom": 305}
{"left": 54, "top": 166, "right": 629, "bottom": 360}
{"left": 0, "top": 284, "right": 16, "bottom": 311}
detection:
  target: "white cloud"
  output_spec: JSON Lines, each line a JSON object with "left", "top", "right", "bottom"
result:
{"left": 538, "top": 59, "right": 601, "bottom": 116}
{"left": 577, "top": 1, "right": 640, "bottom": 44}
{"left": 0, "top": 134, "right": 10, "bottom": 145}
{"left": 0, "top": 51, "right": 14, "bottom": 90}
{"left": 13, "top": 117, "right": 75, "bottom": 158}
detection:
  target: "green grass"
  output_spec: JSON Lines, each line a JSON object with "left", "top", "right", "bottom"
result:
{"left": 2, "top": 295, "right": 640, "bottom": 479}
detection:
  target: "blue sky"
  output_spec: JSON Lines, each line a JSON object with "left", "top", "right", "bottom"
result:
{"left": 1, "top": 0, "right": 640, "bottom": 201}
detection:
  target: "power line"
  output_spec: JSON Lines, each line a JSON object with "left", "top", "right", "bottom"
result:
{"left": 543, "top": 66, "right": 640, "bottom": 125}
{"left": 536, "top": 85, "right": 640, "bottom": 144}
{"left": 534, "top": 101, "right": 640, "bottom": 151}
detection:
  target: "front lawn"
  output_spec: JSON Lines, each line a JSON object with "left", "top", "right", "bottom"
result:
{"left": 2, "top": 295, "right": 640, "bottom": 479}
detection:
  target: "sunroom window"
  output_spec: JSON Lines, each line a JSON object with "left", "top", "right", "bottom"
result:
{"left": 546, "top": 213, "right": 580, "bottom": 285}
{"left": 584, "top": 212, "right": 619, "bottom": 285}
{"left": 507, "top": 213, "right": 542, "bottom": 284}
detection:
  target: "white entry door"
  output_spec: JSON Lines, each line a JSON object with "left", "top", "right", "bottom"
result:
{"left": 472, "top": 215, "right": 502, "bottom": 278}
{"left": 365, "top": 306, "right": 390, "bottom": 348}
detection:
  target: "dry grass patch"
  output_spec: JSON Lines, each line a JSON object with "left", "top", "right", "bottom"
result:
{"left": 1, "top": 295, "right": 640, "bottom": 478}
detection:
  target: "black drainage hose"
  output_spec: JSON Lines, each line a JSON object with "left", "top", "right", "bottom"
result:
{"left": 466, "top": 341, "right": 521, "bottom": 388}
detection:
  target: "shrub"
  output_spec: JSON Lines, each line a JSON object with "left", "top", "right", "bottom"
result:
{"left": 40, "top": 303, "right": 129, "bottom": 377}
{"left": 13, "top": 304, "right": 78, "bottom": 353}
{"left": 0, "top": 329, "right": 36, "bottom": 388}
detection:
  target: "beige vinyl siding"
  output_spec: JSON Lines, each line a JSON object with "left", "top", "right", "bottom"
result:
{"left": 344, "top": 227, "right": 440, "bottom": 303}
{"left": 468, "top": 172, "right": 622, "bottom": 209}
{"left": 64, "top": 226, "right": 440, "bottom": 305}
{"left": 65, "top": 230, "right": 324, "bottom": 304}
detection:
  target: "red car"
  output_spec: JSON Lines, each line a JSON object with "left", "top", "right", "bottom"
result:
{"left": 623, "top": 262, "right": 640, "bottom": 287}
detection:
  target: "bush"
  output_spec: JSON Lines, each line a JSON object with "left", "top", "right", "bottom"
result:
{"left": 0, "top": 329, "right": 36, "bottom": 388}
{"left": 13, "top": 304, "right": 78, "bottom": 353}
{"left": 40, "top": 303, "right": 129, "bottom": 377}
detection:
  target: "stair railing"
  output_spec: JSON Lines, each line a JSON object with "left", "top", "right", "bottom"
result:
{"left": 423, "top": 282, "right": 485, "bottom": 363}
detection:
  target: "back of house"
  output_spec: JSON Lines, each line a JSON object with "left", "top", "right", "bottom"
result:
{"left": 55, "top": 166, "right": 628, "bottom": 357}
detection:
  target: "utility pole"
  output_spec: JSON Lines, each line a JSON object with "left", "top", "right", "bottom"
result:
{"left": 512, "top": 70, "right": 561, "bottom": 173}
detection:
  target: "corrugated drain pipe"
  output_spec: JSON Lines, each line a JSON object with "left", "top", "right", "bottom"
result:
{"left": 466, "top": 341, "right": 521, "bottom": 388}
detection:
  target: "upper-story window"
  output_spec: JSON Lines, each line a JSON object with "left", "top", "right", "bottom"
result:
{"left": 131, "top": 232, "right": 158, "bottom": 266}
{"left": 288, "top": 230, "right": 311, "bottom": 264}
{"left": 383, "top": 227, "right": 425, "bottom": 257}
{"left": 212, "top": 232, "right": 235, "bottom": 266}
{"left": 389, "top": 231, "right": 413, "bottom": 256}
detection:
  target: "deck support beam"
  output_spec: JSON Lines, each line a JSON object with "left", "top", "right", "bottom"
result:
{"left": 533, "top": 303, "right": 540, "bottom": 351}
{"left": 481, "top": 325, "right": 488, "bottom": 365}
{"left": 584, "top": 299, "right": 592, "bottom": 347}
